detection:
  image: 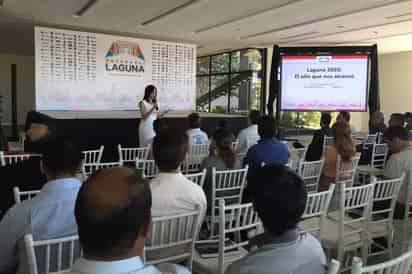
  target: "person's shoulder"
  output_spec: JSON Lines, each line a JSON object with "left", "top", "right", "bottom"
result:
{"left": 156, "top": 263, "right": 191, "bottom": 274}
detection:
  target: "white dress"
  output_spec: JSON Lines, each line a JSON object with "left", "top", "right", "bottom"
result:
{"left": 139, "top": 100, "right": 158, "bottom": 146}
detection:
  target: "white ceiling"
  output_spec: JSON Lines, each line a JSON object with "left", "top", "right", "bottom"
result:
{"left": 1, "top": 0, "right": 412, "bottom": 56}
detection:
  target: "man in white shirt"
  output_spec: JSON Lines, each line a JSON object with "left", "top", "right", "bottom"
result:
{"left": 69, "top": 167, "right": 189, "bottom": 274}
{"left": 150, "top": 129, "right": 207, "bottom": 218}
{"left": 186, "top": 113, "right": 209, "bottom": 146}
{"left": 384, "top": 126, "right": 412, "bottom": 218}
{"left": 226, "top": 164, "right": 326, "bottom": 274}
{"left": 0, "top": 138, "right": 83, "bottom": 274}
{"left": 236, "top": 110, "right": 260, "bottom": 153}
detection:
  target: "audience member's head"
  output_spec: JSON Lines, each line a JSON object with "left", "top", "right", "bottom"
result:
{"left": 153, "top": 118, "right": 168, "bottom": 135}
{"left": 405, "top": 112, "right": 412, "bottom": 125}
{"left": 386, "top": 126, "right": 410, "bottom": 153}
{"left": 332, "top": 121, "right": 355, "bottom": 161}
{"left": 337, "top": 111, "right": 350, "bottom": 123}
{"left": 249, "top": 164, "right": 306, "bottom": 236}
{"left": 75, "top": 167, "right": 151, "bottom": 259}
{"left": 24, "top": 111, "right": 57, "bottom": 153}
{"left": 153, "top": 129, "right": 188, "bottom": 172}
{"left": 247, "top": 110, "right": 260, "bottom": 126}
{"left": 371, "top": 111, "right": 385, "bottom": 126}
{"left": 389, "top": 113, "right": 405, "bottom": 127}
{"left": 41, "top": 137, "right": 83, "bottom": 180}
{"left": 187, "top": 113, "right": 201, "bottom": 129}
{"left": 258, "top": 115, "right": 276, "bottom": 139}
{"left": 213, "top": 129, "right": 235, "bottom": 168}
{"left": 320, "top": 112, "right": 332, "bottom": 128}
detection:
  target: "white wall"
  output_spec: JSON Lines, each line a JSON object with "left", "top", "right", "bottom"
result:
{"left": 0, "top": 54, "right": 35, "bottom": 126}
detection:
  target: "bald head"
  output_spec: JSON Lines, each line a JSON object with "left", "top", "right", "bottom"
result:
{"left": 75, "top": 167, "right": 151, "bottom": 258}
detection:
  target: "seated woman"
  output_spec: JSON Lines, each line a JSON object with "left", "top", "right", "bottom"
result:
{"left": 319, "top": 121, "right": 356, "bottom": 191}
{"left": 200, "top": 128, "right": 241, "bottom": 210}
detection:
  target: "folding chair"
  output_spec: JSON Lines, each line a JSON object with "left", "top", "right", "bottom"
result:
{"left": 13, "top": 187, "right": 40, "bottom": 204}
{"left": 298, "top": 159, "right": 325, "bottom": 193}
{"left": 136, "top": 159, "right": 159, "bottom": 179}
{"left": 82, "top": 146, "right": 104, "bottom": 164}
{"left": 118, "top": 144, "right": 149, "bottom": 165}
{"left": 82, "top": 161, "right": 122, "bottom": 180}
{"left": 0, "top": 151, "right": 31, "bottom": 166}
{"left": 185, "top": 169, "right": 207, "bottom": 188}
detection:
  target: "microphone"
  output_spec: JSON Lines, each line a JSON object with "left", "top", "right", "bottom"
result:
{"left": 153, "top": 98, "right": 159, "bottom": 110}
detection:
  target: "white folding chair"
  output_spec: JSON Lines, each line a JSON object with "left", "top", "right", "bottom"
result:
{"left": 136, "top": 159, "right": 159, "bottom": 179}
{"left": 82, "top": 161, "right": 122, "bottom": 180}
{"left": 118, "top": 144, "right": 149, "bottom": 165}
{"left": 357, "top": 143, "right": 388, "bottom": 184}
{"left": 317, "top": 182, "right": 374, "bottom": 272}
{"left": 336, "top": 152, "right": 361, "bottom": 186}
{"left": 351, "top": 244, "right": 412, "bottom": 274}
{"left": 193, "top": 200, "right": 261, "bottom": 274}
{"left": 361, "top": 133, "right": 378, "bottom": 150}
{"left": 24, "top": 234, "right": 81, "bottom": 274}
{"left": 144, "top": 209, "right": 201, "bottom": 270}
{"left": 0, "top": 151, "right": 31, "bottom": 166}
{"left": 183, "top": 143, "right": 209, "bottom": 173}
{"left": 289, "top": 146, "right": 308, "bottom": 171}
{"left": 298, "top": 159, "right": 325, "bottom": 193}
{"left": 299, "top": 184, "right": 335, "bottom": 237}
{"left": 13, "top": 187, "right": 40, "bottom": 204}
{"left": 328, "top": 259, "right": 341, "bottom": 274}
{"left": 82, "top": 146, "right": 104, "bottom": 164}
{"left": 208, "top": 166, "right": 248, "bottom": 238}
{"left": 231, "top": 141, "right": 239, "bottom": 152}
{"left": 185, "top": 169, "right": 207, "bottom": 188}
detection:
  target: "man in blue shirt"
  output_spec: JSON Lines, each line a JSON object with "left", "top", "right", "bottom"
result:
{"left": 226, "top": 164, "right": 326, "bottom": 274}
{"left": 243, "top": 115, "right": 289, "bottom": 184}
{"left": 0, "top": 138, "right": 83, "bottom": 274}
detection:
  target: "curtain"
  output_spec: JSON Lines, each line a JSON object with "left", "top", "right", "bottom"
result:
{"left": 267, "top": 45, "right": 280, "bottom": 116}
{"left": 368, "top": 44, "right": 380, "bottom": 114}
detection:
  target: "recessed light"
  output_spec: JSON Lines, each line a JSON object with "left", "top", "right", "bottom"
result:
{"left": 373, "top": 31, "right": 378, "bottom": 35}
{"left": 337, "top": 25, "right": 345, "bottom": 29}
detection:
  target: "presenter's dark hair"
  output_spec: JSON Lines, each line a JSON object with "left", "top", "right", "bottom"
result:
{"left": 42, "top": 137, "right": 82, "bottom": 177}
{"left": 258, "top": 115, "right": 277, "bottom": 139}
{"left": 249, "top": 110, "right": 260, "bottom": 125}
{"left": 188, "top": 113, "right": 201, "bottom": 129}
{"left": 143, "top": 85, "right": 157, "bottom": 101}
{"left": 75, "top": 168, "right": 151, "bottom": 257}
{"left": 339, "top": 111, "right": 351, "bottom": 122}
{"left": 153, "top": 129, "right": 188, "bottom": 172}
{"left": 386, "top": 126, "right": 409, "bottom": 141}
{"left": 321, "top": 112, "right": 332, "bottom": 127}
{"left": 250, "top": 164, "right": 307, "bottom": 236}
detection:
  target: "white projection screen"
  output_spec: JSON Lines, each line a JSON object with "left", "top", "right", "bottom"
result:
{"left": 35, "top": 26, "right": 196, "bottom": 112}
{"left": 280, "top": 55, "right": 369, "bottom": 112}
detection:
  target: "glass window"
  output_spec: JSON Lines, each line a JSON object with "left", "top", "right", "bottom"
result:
{"left": 196, "top": 76, "right": 209, "bottom": 112}
{"left": 210, "top": 75, "right": 229, "bottom": 113}
{"left": 211, "top": 53, "right": 229, "bottom": 73}
{"left": 197, "top": 57, "right": 209, "bottom": 75}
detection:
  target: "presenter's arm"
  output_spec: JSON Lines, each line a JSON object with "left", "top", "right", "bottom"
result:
{"left": 157, "top": 108, "right": 169, "bottom": 118}
{"left": 139, "top": 101, "right": 156, "bottom": 121}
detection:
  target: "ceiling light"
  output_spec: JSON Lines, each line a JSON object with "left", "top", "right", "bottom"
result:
{"left": 140, "top": 0, "right": 208, "bottom": 27}
{"left": 337, "top": 25, "right": 345, "bottom": 29}
{"left": 73, "top": 0, "right": 99, "bottom": 18}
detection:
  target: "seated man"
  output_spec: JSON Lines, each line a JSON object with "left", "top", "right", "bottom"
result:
{"left": 405, "top": 112, "right": 412, "bottom": 131}
{"left": 369, "top": 111, "right": 387, "bottom": 135}
{"left": 337, "top": 111, "right": 356, "bottom": 134}
{"left": 243, "top": 115, "right": 289, "bottom": 184}
{"left": 150, "top": 129, "right": 207, "bottom": 217}
{"left": 236, "top": 110, "right": 260, "bottom": 154}
{"left": 69, "top": 167, "right": 189, "bottom": 274}
{"left": 0, "top": 138, "right": 83, "bottom": 274}
{"left": 384, "top": 126, "right": 412, "bottom": 218}
{"left": 226, "top": 164, "right": 326, "bottom": 274}
{"left": 306, "top": 112, "right": 332, "bottom": 161}
{"left": 186, "top": 113, "right": 208, "bottom": 146}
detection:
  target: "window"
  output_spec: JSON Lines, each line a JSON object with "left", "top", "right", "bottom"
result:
{"left": 196, "top": 48, "right": 265, "bottom": 114}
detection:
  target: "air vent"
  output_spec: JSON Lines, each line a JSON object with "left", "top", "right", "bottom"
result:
{"left": 280, "top": 31, "right": 320, "bottom": 40}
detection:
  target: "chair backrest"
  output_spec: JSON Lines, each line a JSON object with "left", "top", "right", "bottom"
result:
{"left": 289, "top": 147, "right": 308, "bottom": 171}
{"left": 188, "top": 143, "right": 209, "bottom": 156}
{"left": 0, "top": 151, "right": 31, "bottom": 166}
{"left": 336, "top": 152, "right": 361, "bottom": 185}
{"left": 117, "top": 145, "right": 149, "bottom": 164}
{"left": 361, "top": 134, "right": 377, "bottom": 150}
{"left": 337, "top": 182, "right": 374, "bottom": 244}
{"left": 82, "top": 146, "right": 104, "bottom": 164}
{"left": 217, "top": 200, "right": 261, "bottom": 274}
{"left": 82, "top": 161, "right": 122, "bottom": 179}
{"left": 210, "top": 166, "right": 248, "bottom": 237}
{"left": 184, "top": 143, "right": 209, "bottom": 173}
{"left": 298, "top": 159, "right": 325, "bottom": 193}
{"left": 328, "top": 259, "right": 341, "bottom": 274}
{"left": 184, "top": 169, "right": 206, "bottom": 188}
{"left": 24, "top": 234, "right": 81, "bottom": 274}
{"left": 370, "top": 143, "right": 388, "bottom": 169}
{"left": 301, "top": 184, "right": 335, "bottom": 236}
{"left": 369, "top": 174, "right": 405, "bottom": 228}
{"left": 232, "top": 141, "right": 239, "bottom": 151}
{"left": 136, "top": 159, "right": 159, "bottom": 179}
{"left": 145, "top": 209, "right": 201, "bottom": 270}
{"left": 377, "top": 132, "right": 384, "bottom": 144}
{"left": 351, "top": 248, "right": 412, "bottom": 274}
{"left": 13, "top": 187, "right": 40, "bottom": 204}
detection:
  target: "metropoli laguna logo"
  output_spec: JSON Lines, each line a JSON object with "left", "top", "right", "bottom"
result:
{"left": 105, "top": 41, "right": 145, "bottom": 75}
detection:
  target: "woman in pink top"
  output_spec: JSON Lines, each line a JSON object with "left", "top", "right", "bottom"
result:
{"left": 319, "top": 121, "right": 356, "bottom": 191}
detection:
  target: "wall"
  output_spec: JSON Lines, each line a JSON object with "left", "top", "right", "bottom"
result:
{"left": 0, "top": 54, "right": 35, "bottom": 127}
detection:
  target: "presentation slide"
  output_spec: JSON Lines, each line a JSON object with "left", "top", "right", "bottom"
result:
{"left": 35, "top": 27, "right": 196, "bottom": 112}
{"left": 280, "top": 55, "right": 368, "bottom": 111}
